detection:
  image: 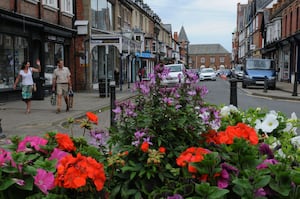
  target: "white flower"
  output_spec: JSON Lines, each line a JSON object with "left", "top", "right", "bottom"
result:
{"left": 291, "top": 136, "right": 300, "bottom": 148}
{"left": 277, "top": 149, "right": 286, "bottom": 158}
{"left": 220, "top": 105, "right": 238, "bottom": 117}
{"left": 283, "top": 112, "right": 298, "bottom": 135}
{"left": 261, "top": 113, "right": 279, "bottom": 133}
{"left": 255, "top": 119, "right": 262, "bottom": 132}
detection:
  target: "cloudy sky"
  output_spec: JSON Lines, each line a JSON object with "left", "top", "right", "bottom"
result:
{"left": 143, "top": 0, "right": 249, "bottom": 52}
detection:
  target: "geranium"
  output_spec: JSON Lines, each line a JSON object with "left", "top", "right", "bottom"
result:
{"left": 55, "top": 153, "right": 106, "bottom": 191}
{"left": 55, "top": 132, "right": 76, "bottom": 151}
{"left": 86, "top": 111, "right": 98, "bottom": 124}
{"left": 176, "top": 147, "right": 210, "bottom": 173}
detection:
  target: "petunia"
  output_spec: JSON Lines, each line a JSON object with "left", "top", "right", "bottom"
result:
{"left": 34, "top": 168, "right": 55, "bottom": 194}
{"left": 48, "top": 148, "right": 69, "bottom": 166}
{"left": 261, "top": 113, "right": 279, "bottom": 133}
{"left": 17, "top": 136, "right": 48, "bottom": 152}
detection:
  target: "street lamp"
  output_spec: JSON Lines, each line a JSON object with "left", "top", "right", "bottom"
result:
{"left": 186, "top": 40, "right": 190, "bottom": 68}
{"left": 154, "top": 24, "right": 160, "bottom": 65}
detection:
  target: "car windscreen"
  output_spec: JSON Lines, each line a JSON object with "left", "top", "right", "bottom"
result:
{"left": 246, "top": 60, "right": 273, "bottom": 70}
{"left": 167, "top": 65, "right": 182, "bottom": 72}
{"left": 202, "top": 69, "right": 214, "bottom": 73}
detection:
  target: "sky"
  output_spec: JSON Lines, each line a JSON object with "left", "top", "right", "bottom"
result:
{"left": 143, "top": 0, "right": 249, "bottom": 52}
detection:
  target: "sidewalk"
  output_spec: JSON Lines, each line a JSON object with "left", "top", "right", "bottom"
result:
{"left": 0, "top": 84, "right": 137, "bottom": 138}
{"left": 0, "top": 80, "right": 299, "bottom": 140}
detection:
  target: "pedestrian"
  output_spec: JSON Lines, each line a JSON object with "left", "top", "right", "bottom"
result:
{"left": 114, "top": 68, "right": 120, "bottom": 86}
{"left": 138, "top": 67, "right": 145, "bottom": 82}
{"left": 13, "top": 59, "right": 41, "bottom": 114}
{"left": 52, "top": 59, "right": 72, "bottom": 113}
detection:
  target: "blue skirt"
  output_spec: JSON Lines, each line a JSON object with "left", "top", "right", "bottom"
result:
{"left": 22, "top": 85, "right": 33, "bottom": 101}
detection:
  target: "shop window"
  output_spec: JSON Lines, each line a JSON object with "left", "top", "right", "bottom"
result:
{"left": 0, "top": 34, "right": 28, "bottom": 89}
{"left": 44, "top": 42, "right": 64, "bottom": 85}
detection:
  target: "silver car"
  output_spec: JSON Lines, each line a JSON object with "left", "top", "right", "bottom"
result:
{"left": 199, "top": 68, "right": 216, "bottom": 81}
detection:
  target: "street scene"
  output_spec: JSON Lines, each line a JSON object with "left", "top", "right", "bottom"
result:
{"left": 0, "top": 0, "right": 300, "bottom": 198}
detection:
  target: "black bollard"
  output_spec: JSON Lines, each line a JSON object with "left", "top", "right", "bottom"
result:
{"left": 110, "top": 81, "right": 116, "bottom": 127}
{"left": 264, "top": 76, "right": 268, "bottom": 93}
{"left": 0, "top": 118, "right": 6, "bottom": 139}
{"left": 292, "top": 72, "right": 298, "bottom": 96}
{"left": 230, "top": 79, "right": 238, "bottom": 107}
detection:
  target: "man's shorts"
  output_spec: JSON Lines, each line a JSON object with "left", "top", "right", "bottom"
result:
{"left": 56, "top": 83, "right": 68, "bottom": 96}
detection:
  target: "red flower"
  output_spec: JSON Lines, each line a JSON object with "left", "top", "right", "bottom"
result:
{"left": 86, "top": 112, "right": 98, "bottom": 125}
{"left": 55, "top": 133, "right": 76, "bottom": 152}
{"left": 55, "top": 153, "right": 106, "bottom": 191}
{"left": 158, "top": 147, "right": 166, "bottom": 153}
{"left": 141, "top": 142, "right": 149, "bottom": 152}
{"left": 176, "top": 147, "right": 210, "bottom": 173}
{"left": 204, "top": 123, "right": 258, "bottom": 145}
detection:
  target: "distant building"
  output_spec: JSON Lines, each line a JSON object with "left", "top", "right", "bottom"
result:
{"left": 189, "top": 44, "right": 231, "bottom": 70}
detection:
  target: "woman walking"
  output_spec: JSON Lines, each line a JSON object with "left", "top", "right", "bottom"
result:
{"left": 13, "top": 60, "right": 41, "bottom": 114}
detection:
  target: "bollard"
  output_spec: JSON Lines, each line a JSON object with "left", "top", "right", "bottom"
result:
{"left": 264, "top": 76, "right": 268, "bottom": 93}
{"left": 0, "top": 118, "right": 6, "bottom": 139}
{"left": 292, "top": 72, "right": 298, "bottom": 96}
{"left": 230, "top": 78, "right": 238, "bottom": 107}
{"left": 110, "top": 81, "right": 116, "bottom": 127}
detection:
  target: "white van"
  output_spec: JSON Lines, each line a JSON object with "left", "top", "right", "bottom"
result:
{"left": 162, "top": 64, "right": 186, "bottom": 86}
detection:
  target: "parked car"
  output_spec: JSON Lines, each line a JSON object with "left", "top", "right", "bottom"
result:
{"left": 161, "top": 63, "right": 186, "bottom": 86}
{"left": 232, "top": 64, "right": 244, "bottom": 80}
{"left": 199, "top": 68, "right": 216, "bottom": 81}
{"left": 242, "top": 58, "right": 276, "bottom": 89}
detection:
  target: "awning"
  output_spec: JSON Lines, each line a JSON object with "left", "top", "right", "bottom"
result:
{"left": 135, "top": 52, "right": 155, "bottom": 59}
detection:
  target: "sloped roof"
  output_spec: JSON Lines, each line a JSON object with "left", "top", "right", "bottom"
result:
{"left": 189, "top": 44, "right": 230, "bottom": 55}
{"left": 178, "top": 26, "right": 189, "bottom": 42}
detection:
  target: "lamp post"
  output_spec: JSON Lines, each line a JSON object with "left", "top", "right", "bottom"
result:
{"left": 186, "top": 40, "right": 189, "bottom": 68}
{"left": 154, "top": 24, "right": 160, "bottom": 65}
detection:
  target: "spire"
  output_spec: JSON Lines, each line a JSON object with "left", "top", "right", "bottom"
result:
{"left": 178, "top": 26, "right": 189, "bottom": 43}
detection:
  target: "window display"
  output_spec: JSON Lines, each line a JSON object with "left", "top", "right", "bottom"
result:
{"left": 0, "top": 34, "right": 28, "bottom": 89}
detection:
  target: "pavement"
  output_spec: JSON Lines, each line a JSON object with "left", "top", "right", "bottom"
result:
{"left": 0, "top": 80, "right": 299, "bottom": 140}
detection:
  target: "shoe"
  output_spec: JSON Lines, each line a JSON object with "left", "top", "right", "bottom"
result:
{"left": 56, "top": 108, "right": 61, "bottom": 114}
{"left": 0, "top": 133, "right": 6, "bottom": 139}
{"left": 66, "top": 106, "right": 69, "bottom": 112}
{"left": 26, "top": 109, "right": 30, "bottom": 114}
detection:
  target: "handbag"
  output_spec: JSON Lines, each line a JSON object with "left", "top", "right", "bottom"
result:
{"left": 68, "top": 90, "right": 74, "bottom": 108}
{"left": 33, "top": 83, "right": 37, "bottom": 92}
{"left": 50, "top": 92, "right": 56, "bottom": 106}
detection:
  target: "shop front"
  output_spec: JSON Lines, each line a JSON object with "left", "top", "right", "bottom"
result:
{"left": 0, "top": 14, "right": 74, "bottom": 102}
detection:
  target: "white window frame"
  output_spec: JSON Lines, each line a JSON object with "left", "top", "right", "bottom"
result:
{"left": 43, "top": 0, "right": 58, "bottom": 8}
{"left": 61, "top": 0, "right": 73, "bottom": 15}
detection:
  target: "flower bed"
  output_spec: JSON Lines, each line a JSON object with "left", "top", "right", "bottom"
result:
{"left": 1, "top": 64, "right": 300, "bottom": 199}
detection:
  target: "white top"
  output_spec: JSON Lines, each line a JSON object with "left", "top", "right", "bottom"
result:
{"left": 19, "top": 68, "right": 34, "bottom": 85}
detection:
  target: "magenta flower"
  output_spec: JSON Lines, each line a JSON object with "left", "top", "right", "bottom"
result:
{"left": 255, "top": 188, "right": 266, "bottom": 197}
{"left": 259, "top": 143, "right": 274, "bottom": 159}
{"left": 256, "top": 159, "right": 278, "bottom": 169}
{"left": 17, "top": 136, "right": 48, "bottom": 152}
{"left": 48, "top": 148, "right": 69, "bottom": 166}
{"left": 0, "top": 148, "right": 14, "bottom": 167}
{"left": 33, "top": 168, "right": 55, "bottom": 194}
{"left": 12, "top": 178, "right": 25, "bottom": 186}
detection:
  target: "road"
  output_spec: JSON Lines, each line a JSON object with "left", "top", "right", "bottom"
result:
{"left": 202, "top": 78, "right": 300, "bottom": 116}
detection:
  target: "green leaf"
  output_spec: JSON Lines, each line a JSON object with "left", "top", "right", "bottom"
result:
{"left": 269, "top": 181, "right": 290, "bottom": 196}
{"left": 254, "top": 175, "right": 271, "bottom": 189}
{"left": 130, "top": 172, "right": 137, "bottom": 180}
{"left": 0, "top": 178, "right": 15, "bottom": 190}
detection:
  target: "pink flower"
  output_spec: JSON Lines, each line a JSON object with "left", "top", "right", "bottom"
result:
{"left": 34, "top": 168, "right": 55, "bottom": 194}
{"left": 48, "top": 148, "right": 69, "bottom": 167}
{"left": 17, "top": 136, "right": 48, "bottom": 152}
{"left": 12, "top": 178, "right": 25, "bottom": 186}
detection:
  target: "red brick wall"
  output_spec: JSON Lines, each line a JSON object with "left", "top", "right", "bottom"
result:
{"left": 0, "top": 0, "right": 10, "bottom": 10}
{"left": 282, "top": 1, "right": 300, "bottom": 39}
{"left": 190, "top": 54, "right": 231, "bottom": 69}
{"left": 20, "top": 1, "right": 39, "bottom": 18}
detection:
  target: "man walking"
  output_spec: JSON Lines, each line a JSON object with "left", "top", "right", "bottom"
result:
{"left": 52, "top": 59, "right": 72, "bottom": 113}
